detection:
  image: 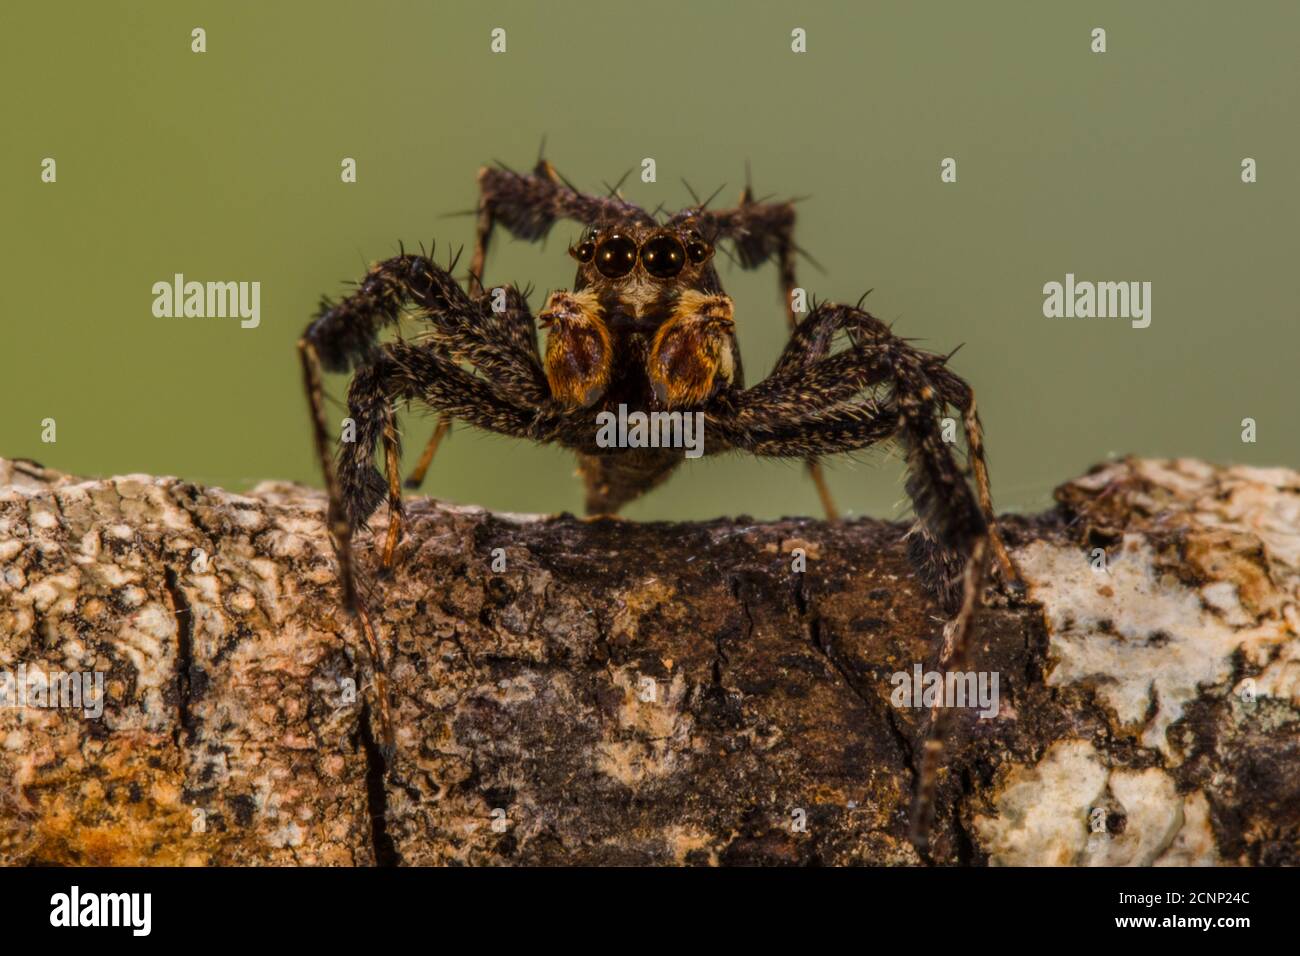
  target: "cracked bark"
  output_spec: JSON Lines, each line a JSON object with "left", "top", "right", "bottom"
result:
{"left": 0, "top": 456, "right": 1297, "bottom": 866}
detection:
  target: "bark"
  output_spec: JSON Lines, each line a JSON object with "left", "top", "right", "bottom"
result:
{"left": 0, "top": 455, "right": 1296, "bottom": 866}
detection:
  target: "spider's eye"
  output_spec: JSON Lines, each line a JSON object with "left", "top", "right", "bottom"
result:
{"left": 640, "top": 234, "right": 686, "bottom": 279}
{"left": 686, "top": 236, "right": 712, "bottom": 264}
{"left": 571, "top": 241, "right": 596, "bottom": 263}
{"left": 595, "top": 234, "right": 637, "bottom": 278}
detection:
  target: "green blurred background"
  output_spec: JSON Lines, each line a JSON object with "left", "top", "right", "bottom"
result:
{"left": 4, "top": 1, "right": 1296, "bottom": 521}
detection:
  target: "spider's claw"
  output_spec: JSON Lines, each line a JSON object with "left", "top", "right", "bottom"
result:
{"left": 989, "top": 539, "right": 1027, "bottom": 600}
{"left": 999, "top": 575, "right": 1028, "bottom": 602}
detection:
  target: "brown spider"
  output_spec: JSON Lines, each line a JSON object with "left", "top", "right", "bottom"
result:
{"left": 297, "top": 153, "right": 1020, "bottom": 857}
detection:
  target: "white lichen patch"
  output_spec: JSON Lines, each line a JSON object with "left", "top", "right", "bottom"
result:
{"left": 113, "top": 604, "right": 174, "bottom": 691}
{"left": 1018, "top": 535, "right": 1280, "bottom": 756}
{"left": 1017, "top": 459, "right": 1300, "bottom": 759}
{"left": 1153, "top": 791, "right": 1219, "bottom": 866}
{"left": 975, "top": 739, "right": 1217, "bottom": 866}
{"left": 974, "top": 739, "right": 1107, "bottom": 866}
{"left": 1085, "top": 767, "right": 1183, "bottom": 865}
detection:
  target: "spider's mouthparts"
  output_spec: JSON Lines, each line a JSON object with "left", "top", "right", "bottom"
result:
{"left": 607, "top": 311, "right": 661, "bottom": 333}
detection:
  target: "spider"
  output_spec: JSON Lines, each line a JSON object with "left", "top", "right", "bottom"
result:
{"left": 297, "top": 152, "right": 1020, "bottom": 858}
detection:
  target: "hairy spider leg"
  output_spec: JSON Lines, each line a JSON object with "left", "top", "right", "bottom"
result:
{"left": 404, "top": 151, "right": 649, "bottom": 490}
{"left": 297, "top": 338, "right": 396, "bottom": 755}
{"left": 301, "top": 252, "right": 547, "bottom": 756}
{"left": 710, "top": 300, "right": 1017, "bottom": 855}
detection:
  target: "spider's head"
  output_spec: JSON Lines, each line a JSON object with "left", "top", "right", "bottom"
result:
{"left": 543, "top": 218, "right": 735, "bottom": 411}
{"left": 567, "top": 219, "right": 718, "bottom": 327}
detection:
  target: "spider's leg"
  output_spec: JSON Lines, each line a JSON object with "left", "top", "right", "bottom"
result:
{"left": 306, "top": 251, "right": 449, "bottom": 536}
{"left": 329, "top": 332, "right": 554, "bottom": 759}
{"left": 911, "top": 537, "right": 987, "bottom": 856}
{"left": 354, "top": 602, "right": 395, "bottom": 759}
{"left": 928, "top": 368, "right": 1022, "bottom": 589}
{"left": 403, "top": 158, "right": 591, "bottom": 491}
{"left": 306, "top": 252, "right": 442, "bottom": 373}
{"left": 309, "top": 252, "right": 547, "bottom": 488}
{"left": 341, "top": 338, "right": 554, "bottom": 532}
{"left": 297, "top": 338, "right": 358, "bottom": 611}
{"left": 737, "top": 302, "right": 992, "bottom": 607}
{"left": 476, "top": 158, "right": 655, "bottom": 249}
{"left": 379, "top": 405, "right": 405, "bottom": 572}
{"left": 403, "top": 164, "right": 502, "bottom": 493}
{"left": 721, "top": 300, "right": 1008, "bottom": 856}
{"left": 467, "top": 177, "right": 493, "bottom": 296}
{"left": 297, "top": 337, "right": 395, "bottom": 754}
{"left": 849, "top": 319, "right": 1000, "bottom": 857}
{"left": 674, "top": 185, "right": 838, "bottom": 517}
{"left": 710, "top": 399, "right": 899, "bottom": 458}
{"left": 305, "top": 258, "right": 547, "bottom": 756}
{"left": 959, "top": 401, "right": 1019, "bottom": 587}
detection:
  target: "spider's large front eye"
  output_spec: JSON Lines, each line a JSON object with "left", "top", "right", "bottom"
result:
{"left": 640, "top": 234, "right": 686, "bottom": 278}
{"left": 595, "top": 235, "right": 637, "bottom": 278}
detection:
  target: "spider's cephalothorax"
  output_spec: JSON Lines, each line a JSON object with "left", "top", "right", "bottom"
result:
{"left": 542, "top": 216, "right": 742, "bottom": 513}
{"left": 297, "top": 153, "right": 1022, "bottom": 856}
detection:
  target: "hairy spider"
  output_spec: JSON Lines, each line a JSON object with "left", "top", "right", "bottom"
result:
{"left": 298, "top": 152, "right": 1020, "bottom": 857}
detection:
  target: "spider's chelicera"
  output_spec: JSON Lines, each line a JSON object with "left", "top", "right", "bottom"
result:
{"left": 297, "top": 153, "right": 1021, "bottom": 854}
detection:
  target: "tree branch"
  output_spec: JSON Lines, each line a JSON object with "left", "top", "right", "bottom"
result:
{"left": 0, "top": 456, "right": 1296, "bottom": 865}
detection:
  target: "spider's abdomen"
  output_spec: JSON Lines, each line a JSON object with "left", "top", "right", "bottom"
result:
{"left": 577, "top": 448, "right": 682, "bottom": 515}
